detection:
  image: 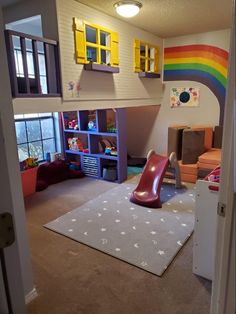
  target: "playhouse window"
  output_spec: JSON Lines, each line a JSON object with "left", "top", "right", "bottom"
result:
{"left": 14, "top": 113, "right": 56, "bottom": 162}
{"left": 140, "top": 43, "right": 155, "bottom": 72}
{"left": 134, "top": 39, "right": 159, "bottom": 73}
{"left": 85, "top": 23, "right": 111, "bottom": 64}
{"left": 73, "top": 18, "right": 119, "bottom": 67}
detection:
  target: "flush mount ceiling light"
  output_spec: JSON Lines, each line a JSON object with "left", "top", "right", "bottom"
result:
{"left": 114, "top": 1, "right": 142, "bottom": 18}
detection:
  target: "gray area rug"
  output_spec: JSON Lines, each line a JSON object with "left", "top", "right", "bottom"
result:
{"left": 45, "top": 179, "right": 195, "bottom": 276}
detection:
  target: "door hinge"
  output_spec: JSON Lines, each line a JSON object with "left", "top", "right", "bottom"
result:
{"left": 217, "top": 202, "right": 226, "bottom": 217}
{"left": 0, "top": 213, "right": 15, "bottom": 249}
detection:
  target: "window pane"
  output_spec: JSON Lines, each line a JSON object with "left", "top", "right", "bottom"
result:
{"left": 87, "top": 47, "right": 97, "bottom": 62}
{"left": 140, "top": 58, "right": 145, "bottom": 72}
{"left": 29, "top": 141, "right": 43, "bottom": 160}
{"left": 40, "top": 76, "right": 48, "bottom": 94}
{"left": 39, "top": 113, "right": 52, "bottom": 117}
{"left": 14, "top": 50, "right": 24, "bottom": 77}
{"left": 26, "top": 120, "right": 41, "bottom": 142}
{"left": 101, "top": 49, "right": 110, "bottom": 64}
{"left": 26, "top": 52, "right": 35, "bottom": 78}
{"left": 14, "top": 114, "right": 24, "bottom": 119}
{"left": 38, "top": 54, "right": 46, "bottom": 76}
{"left": 25, "top": 39, "right": 33, "bottom": 52}
{"left": 12, "top": 36, "right": 21, "bottom": 49}
{"left": 41, "top": 118, "right": 54, "bottom": 139}
{"left": 17, "top": 144, "right": 29, "bottom": 162}
{"left": 149, "top": 60, "right": 154, "bottom": 72}
{"left": 140, "top": 45, "right": 145, "bottom": 57}
{"left": 15, "top": 121, "right": 27, "bottom": 144}
{"left": 150, "top": 47, "right": 155, "bottom": 59}
{"left": 37, "top": 41, "right": 44, "bottom": 54}
{"left": 86, "top": 25, "right": 97, "bottom": 43}
{"left": 43, "top": 138, "right": 55, "bottom": 154}
{"left": 100, "top": 31, "right": 110, "bottom": 46}
{"left": 24, "top": 113, "right": 39, "bottom": 118}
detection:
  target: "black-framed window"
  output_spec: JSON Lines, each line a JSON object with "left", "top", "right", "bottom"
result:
{"left": 14, "top": 113, "right": 56, "bottom": 162}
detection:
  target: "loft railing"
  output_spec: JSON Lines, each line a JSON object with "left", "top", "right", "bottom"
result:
{"left": 5, "top": 30, "right": 61, "bottom": 97}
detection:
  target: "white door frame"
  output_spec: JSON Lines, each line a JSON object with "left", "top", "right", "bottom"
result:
{"left": 210, "top": 3, "right": 235, "bottom": 313}
{"left": 0, "top": 6, "right": 34, "bottom": 313}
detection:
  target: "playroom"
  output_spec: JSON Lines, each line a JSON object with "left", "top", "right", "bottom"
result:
{"left": 0, "top": 0, "right": 234, "bottom": 313}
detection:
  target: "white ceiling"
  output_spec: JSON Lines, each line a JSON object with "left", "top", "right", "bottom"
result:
{"left": 77, "top": 0, "right": 233, "bottom": 38}
{"left": 0, "top": 0, "right": 233, "bottom": 38}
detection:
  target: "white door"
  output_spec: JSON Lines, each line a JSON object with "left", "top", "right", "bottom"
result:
{"left": 0, "top": 6, "right": 28, "bottom": 313}
{"left": 0, "top": 116, "right": 26, "bottom": 314}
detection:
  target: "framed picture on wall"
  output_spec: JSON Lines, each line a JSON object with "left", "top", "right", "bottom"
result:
{"left": 170, "top": 87, "right": 200, "bottom": 108}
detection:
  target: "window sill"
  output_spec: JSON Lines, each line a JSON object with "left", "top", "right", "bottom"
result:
{"left": 84, "top": 63, "right": 120, "bottom": 73}
{"left": 138, "top": 72, "right": 160, "bottom": 78}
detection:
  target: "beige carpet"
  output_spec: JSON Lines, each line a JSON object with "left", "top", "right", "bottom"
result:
{"left": 45, "top": 180, "right": 195, "bottom": 276}
{"left": 25, "top": 177, "right": 212, "bottom": 314}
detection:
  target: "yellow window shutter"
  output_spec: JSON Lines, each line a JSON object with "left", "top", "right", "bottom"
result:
{"left": 154, "top": 47, "right": 159, "bottom": 73}
{"left": 73, "top": 18, "right": 86, "bottom": 64}
{"left": 111, "top": 31, "right": 119, "bottom": 66}
{"left": 134, "top": 39, "right": 140, "bottom": 72}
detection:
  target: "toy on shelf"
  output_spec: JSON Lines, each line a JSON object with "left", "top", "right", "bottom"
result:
{"left": 88, "top": 119, "right": 96, "bottom": 131}
{"left": 63, "top": 111, "right": 78, "bottom": 130}
{"left": 107, "top": 121, "right": 117, "bottom": 133}
{"left": 68, "top": 137, "right": 84, "bottom": 151}
{"left": 105, "top": 146, "right": 117, "bottom": 156}
{"left": 87, "top": 110, "right": 97, "bottom": 131}
{"left": 68, "top": 119, "right": 79, "bottom": 130}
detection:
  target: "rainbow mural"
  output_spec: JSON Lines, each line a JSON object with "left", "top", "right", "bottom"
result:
{"left": 163, "top": 44, "right": 229, "bottom": 125}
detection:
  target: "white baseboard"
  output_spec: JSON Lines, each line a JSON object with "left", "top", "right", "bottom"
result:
{"left": 25, "top": 287, "right": 38, "bottom": 304}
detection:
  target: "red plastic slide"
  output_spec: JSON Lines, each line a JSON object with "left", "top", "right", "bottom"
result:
{"left": 130, "top": 154, "right": 169, "bottom": 208}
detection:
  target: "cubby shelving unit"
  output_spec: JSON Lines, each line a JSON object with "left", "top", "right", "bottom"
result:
{"left": 61, "top": 108, "right": 127, "bottom": 183}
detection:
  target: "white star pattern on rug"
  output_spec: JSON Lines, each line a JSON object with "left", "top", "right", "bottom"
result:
{"left": 45, "top": 180, "right": 195, "bottom": 276}
{"left": 101, "top": 238, "right": 108, "bottom": 244}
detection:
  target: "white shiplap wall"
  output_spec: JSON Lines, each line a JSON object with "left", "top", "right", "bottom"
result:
{"left": 56, "top": 0, "right": 164, "bottom": 109}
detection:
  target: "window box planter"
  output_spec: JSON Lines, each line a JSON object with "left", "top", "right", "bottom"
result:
{"left": 84, "top": 63, "right": 120, "bottom": 73}
{"left": 138, "top": 72, "right": 160, "bottom": 78}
